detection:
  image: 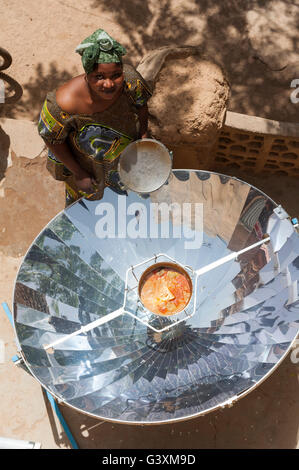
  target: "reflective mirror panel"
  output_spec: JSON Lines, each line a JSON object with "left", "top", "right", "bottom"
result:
{"left": 13, "top": 170, "right": 299, "bottom": 423}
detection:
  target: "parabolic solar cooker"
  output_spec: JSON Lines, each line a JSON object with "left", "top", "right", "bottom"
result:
{"left": 12, "top": 139, "right": 299, "bottom": 424}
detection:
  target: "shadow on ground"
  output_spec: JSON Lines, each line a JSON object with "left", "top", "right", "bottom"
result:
{"left": 0, "top": 62, "right": 75, "bottom": 121}
{"left": 1, "top": 1, "right": 298, "bottom": 122}
{"left": 87, "top": 0, "right": 299, "bottom": 122}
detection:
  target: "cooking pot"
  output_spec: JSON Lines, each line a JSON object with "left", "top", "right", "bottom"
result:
{"left": 118, "top": 138, "right": 173, "bottom": 194}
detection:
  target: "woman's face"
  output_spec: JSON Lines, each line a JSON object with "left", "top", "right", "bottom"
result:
{"left": 86, "top": 62, "right": 124, "bottom": 101}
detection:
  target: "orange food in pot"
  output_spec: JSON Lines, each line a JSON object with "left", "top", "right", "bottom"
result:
{"left": 140, "top": 267, "right": 191, "bottom": 315}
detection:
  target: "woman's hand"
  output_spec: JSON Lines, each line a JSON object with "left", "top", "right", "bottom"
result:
{"left": 46, "top": 142, "right": 98, "bottom": 194}
{"left": 74, "top": 169, "right": 97, "bottom": 194}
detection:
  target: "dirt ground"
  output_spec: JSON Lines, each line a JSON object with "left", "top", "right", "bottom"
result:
{"left": 1, "top": 0, "right": 299, "bottom": 123}
{"left": 0, "top": 0, "right": 298, "bottom": 450}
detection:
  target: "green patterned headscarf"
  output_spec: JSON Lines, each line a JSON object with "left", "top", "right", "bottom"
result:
{"left": 75, "top": 29, "right": 127, "bottom": 74}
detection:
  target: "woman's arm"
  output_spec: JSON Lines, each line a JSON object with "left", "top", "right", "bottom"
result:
{"left": 46, "top": 141, "right": 97, "bottom": 193}
{"left": 136, "top": 103, "right": 149, "bottom": 139}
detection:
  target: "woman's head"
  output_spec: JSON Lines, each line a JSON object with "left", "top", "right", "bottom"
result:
{"left": 86, "top": 61, "right": 124, "bottom": 101}
{"left": 76, "top": 29, "right": 126, "bottom": 74}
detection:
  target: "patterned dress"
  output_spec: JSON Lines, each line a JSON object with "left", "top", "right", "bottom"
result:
{"left": 38, "top": 64, "right": 152, "bottom": 206}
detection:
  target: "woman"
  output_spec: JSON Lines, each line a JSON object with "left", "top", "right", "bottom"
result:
{"left": 38, "top": 29, "right": 152, "bottom": 206}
